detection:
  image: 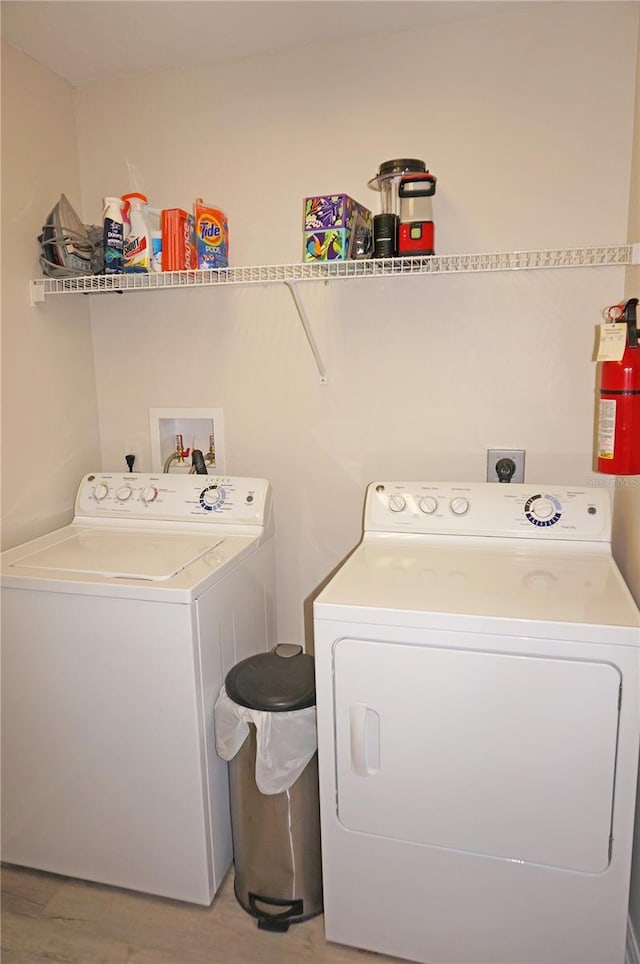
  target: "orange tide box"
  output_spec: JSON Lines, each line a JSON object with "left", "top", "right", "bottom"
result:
{"left": 161, "top": 208, "right": 196, "bottom": 271}
{"left": 195, "top": 199, "right": 229, "bottom": 269}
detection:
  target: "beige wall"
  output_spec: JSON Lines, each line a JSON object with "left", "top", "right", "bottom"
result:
{"left": 617, "top": 16, "right": 640, "bottom": 949}
{"left": 615, "top": 22, "right": 640, "bottom": 609}
{"left": 71, "top": 2, "right": 638, "bottom": 644}
{"left": 0, "top": 43, "right": 101, "bottom": 548}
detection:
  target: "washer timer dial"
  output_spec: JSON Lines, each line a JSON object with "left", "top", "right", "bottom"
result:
{"left": 525, "top": 493, "right": 562, "bottom": 527}
{"left": 200, "top": 484, "right": 225, "bottom": 511}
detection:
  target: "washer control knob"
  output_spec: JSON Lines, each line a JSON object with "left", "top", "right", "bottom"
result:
{"left": 450, "top": 497, "right": 470, "bottom": 516}
{"left": 141, "top": 485, "right": 159, "bottom": 504}
{"left": 388, "top": 495, "right": 407, "bottom": 513}
{"left": 116, "top": 485, "right": 133, "bottom": 502}
{"left": 202, "top": 486, "right": 222, "bottom": 507}
{"left": 94, "top": 482, "right": 109, "bottom": 501}
{"left": 418, "top": 496, "right": 438, "bottom": 515}
{"left": 530, "top": 498, "right": 554, "bottom": 520}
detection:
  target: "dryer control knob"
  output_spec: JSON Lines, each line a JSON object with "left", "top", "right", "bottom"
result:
{"left": 530, "top": 498, "right": 554, "bottom": 520}
{"left": 141, "top": 485, "right": 159, "bottom": 504}
{"left": 116, "top": 485, "right": 133, "bottom": 502}
{"left": 388, "top": 495, "right": 407, "bottom": 513}
{"left": 450, "top": 497, "right": 470, "bottom": 516}
{"left": 94, "top": 482, "right": 109, "bottom": 501}
{"left": 418, "top": 496, "right": 438, "bottom": 515}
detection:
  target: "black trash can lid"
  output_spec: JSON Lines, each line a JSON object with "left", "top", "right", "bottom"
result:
{"left": 225, "top": 644, "right": 316, "bottom": 712}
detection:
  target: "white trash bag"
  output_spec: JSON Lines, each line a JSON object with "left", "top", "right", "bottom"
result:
{"left": 214, "top": 685, "right": 317, "bottom": 795}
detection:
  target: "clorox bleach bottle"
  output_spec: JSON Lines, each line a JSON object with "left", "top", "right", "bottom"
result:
{"left": 122, "top": 192, "right": 152, "bottom": 272}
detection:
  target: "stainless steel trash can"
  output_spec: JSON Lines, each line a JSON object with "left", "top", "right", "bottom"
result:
{"left": 224, "top": 644, "right": 323, "bottom": 931}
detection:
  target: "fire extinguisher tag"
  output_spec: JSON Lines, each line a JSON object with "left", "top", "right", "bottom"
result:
{"left": 595, "top": 323, "right": 627, "bottom": 361}
{"left": 597, "top": 399, "right": 616, "bottom": 459}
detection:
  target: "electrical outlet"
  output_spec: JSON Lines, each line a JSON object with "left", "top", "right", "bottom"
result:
{"left": 123, "top": 440, "right": 139, "bottom": 473}
{"left": 487, "top": 449, "right": 526, "bottom": 483}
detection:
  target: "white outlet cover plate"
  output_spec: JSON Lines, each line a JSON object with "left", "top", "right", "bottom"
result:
{"left": 486, "top": 449, "right": 526, "bottom": 483}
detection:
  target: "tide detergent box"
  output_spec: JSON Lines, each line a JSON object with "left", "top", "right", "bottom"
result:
{"left": 303, "top": 194, "right": 372, "bottom": 261}
{"left": 195, "top": 199, "right": 229, "bottom": 269}
{"left": 161, "top": 208, "right": 196, "bottom": 271}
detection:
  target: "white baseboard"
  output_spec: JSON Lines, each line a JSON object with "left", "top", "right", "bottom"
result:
{"left": 627, "top": 917, "right": 640, "bottom": 964}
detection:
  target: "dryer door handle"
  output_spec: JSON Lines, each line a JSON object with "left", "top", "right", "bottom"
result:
{"left": 349, "top": 702, "right": 380, "bottom": 776}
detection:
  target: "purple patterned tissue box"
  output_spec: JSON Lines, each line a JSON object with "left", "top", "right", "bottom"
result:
{"left": 303, "top": 194, "right": 372, "bottom": 261}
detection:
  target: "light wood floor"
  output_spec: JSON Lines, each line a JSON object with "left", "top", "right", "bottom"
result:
{"left": 1, "top": 863, "right": 412, "bottom": 964}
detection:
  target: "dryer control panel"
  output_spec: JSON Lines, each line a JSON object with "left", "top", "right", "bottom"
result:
{"left": 365, "top": 481, "right": 612, "bottom": 542}
{"left": 74, "top": 473, "right": 272, "bottom": 531}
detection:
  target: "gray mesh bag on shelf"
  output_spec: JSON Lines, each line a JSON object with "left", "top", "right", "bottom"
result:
{"left": 38, "top": 194, "right": 104, "bottom": 277}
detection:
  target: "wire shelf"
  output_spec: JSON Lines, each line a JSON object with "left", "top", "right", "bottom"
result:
{"left": 30, "top": 244, "right": 637, "bottom": 303}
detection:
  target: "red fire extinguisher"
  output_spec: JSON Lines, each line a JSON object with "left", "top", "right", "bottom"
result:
{"left": 596, "top": 297, "right": 640, "bottom": 475}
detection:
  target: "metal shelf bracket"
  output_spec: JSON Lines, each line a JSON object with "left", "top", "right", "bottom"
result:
{"left": 30, "top": 280, "right": 46, "bottom": 306}
{"left": 284, "top": 280, "right": 328, "bottom": 384}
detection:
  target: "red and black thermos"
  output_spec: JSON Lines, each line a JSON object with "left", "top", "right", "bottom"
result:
{"left": 597, "top": 297, "right": 640, "bottom": 475}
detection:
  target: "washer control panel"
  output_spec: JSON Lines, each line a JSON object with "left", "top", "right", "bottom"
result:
{"left": 365, "top": 482, "right": 612, "bottom": 542}
{"left": 74, "top": 473, "right": 271, "bottom": 528}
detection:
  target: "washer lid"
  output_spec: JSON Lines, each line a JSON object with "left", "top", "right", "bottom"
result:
{"left": 7, "top": 528, "right": 225, "bottom": 581}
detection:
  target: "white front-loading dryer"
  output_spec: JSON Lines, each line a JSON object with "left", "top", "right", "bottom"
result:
{"left": 1, "top": 472, "right": 276, "bottom": 905}
{"left": 313, "top": 481, "right": 640, "bottom": 964}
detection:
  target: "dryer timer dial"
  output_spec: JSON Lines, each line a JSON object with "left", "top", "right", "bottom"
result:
{"left": 524, "top": 494, "right": 562, "bottom": 527}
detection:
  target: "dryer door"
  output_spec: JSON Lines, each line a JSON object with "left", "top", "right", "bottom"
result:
{"left": 333, "top": 637, "right": 620, "bottom": 873}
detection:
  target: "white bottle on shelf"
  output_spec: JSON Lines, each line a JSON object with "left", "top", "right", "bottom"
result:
{"left": 122, "top": 192, "right": 152, "bottom": 273}
{"left": 148, "top": 207, "right": 162, "bottom": 273}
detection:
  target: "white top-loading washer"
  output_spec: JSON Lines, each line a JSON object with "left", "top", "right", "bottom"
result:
{"left": 313, "top": 481, "right": 640, "bottom": 964}
{"left": 1, "top": 472, "right": 276, "bottom": 905}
